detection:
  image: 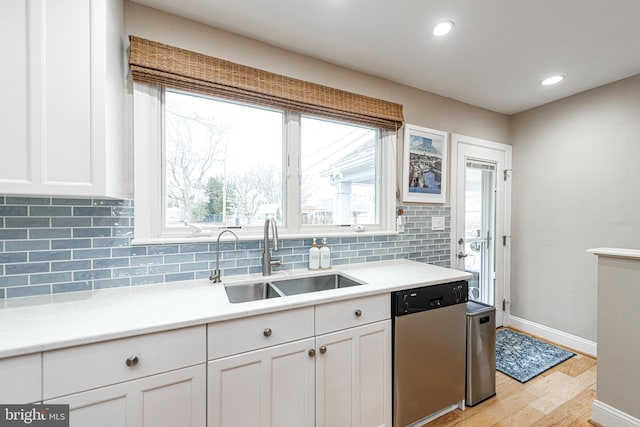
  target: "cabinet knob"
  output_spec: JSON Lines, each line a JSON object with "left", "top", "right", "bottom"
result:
{"left": 263, "top": 328, "right": 272, "bottom": 337}
{"left": 319, "top": 346, "right": 327, "bottom": 354}
{"left": 308, "top": 349, "right": 316, "bottom": 357}
{"left": 354, "top": 309, "right": 362, "bottom": 318}
{"left": 125, "top": 356, "right": 139, "bottom": 367}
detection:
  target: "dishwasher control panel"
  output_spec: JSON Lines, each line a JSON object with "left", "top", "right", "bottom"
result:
{"left": 392, "top": 280, "right": 468, "bottom": 315}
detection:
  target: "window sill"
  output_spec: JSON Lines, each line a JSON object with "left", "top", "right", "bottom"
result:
{"left": 131, "top": 229, "right": 400, "bottom": 246}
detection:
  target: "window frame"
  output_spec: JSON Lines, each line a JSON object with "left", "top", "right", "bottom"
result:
{"left": 131, "top": 82, "right": 397, "bottom": 244}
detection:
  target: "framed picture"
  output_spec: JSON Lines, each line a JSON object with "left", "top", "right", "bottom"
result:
{"left": 402, "top": 124, "right": 448, "bottom": 203}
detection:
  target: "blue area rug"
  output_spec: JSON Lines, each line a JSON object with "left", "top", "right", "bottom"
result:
{"left": 496, "top": 329, "right": 575, "bottom": 383}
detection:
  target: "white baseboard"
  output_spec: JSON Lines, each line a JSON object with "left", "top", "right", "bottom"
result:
{"left": 507, "top": 315, "right": 597, "bottom": 357}
{"left": 592, "top": 400, "right": 640, "bottom": 427}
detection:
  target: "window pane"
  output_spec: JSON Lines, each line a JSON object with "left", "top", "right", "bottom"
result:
{"left": 164, "top": 90, "right": 284, "bottom": 227}
{"left": 300, "top": 116, "right": 379, "bottom": 225}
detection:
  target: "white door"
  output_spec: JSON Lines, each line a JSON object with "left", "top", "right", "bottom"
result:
{"left": 451, "top": 134, "right": 511, "bottom": 327}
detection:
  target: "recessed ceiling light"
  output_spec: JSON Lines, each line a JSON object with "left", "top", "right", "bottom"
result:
{"left": 432, "top": 21, "right": 454, "bottom": 37}
{"left": 541, "top": 75, "right": 565, "bottom": 86}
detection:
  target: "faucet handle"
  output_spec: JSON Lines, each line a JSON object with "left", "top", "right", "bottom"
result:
{"left": 270, "top": 259, "right": 281, "bottom": 267}
{"left": 210, "top": 269, "right": 221, "bottom": 283}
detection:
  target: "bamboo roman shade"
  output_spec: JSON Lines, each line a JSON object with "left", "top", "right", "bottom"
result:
{"left": 129, "top": 36, "right": 404, "bottom": 129}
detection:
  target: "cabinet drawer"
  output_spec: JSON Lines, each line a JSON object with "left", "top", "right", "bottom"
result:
{"left": 208, "top": 306, "right": 314, "bottom": 360}
{"left": 43, "top": 325, "right": 205, "bottom": 399}
{"left": 0, "top": 353, "right": 42, "bottom": 403}
{"left": 315, "top": 293, "right": 390, "bottom": 335}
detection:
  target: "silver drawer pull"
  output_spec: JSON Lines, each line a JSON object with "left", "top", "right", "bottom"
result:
{"left": 319, "top": 346, "right": 327, "bottom": 355}
{"left": 354, "top": 309, "right": 362, "bottom": 318}
{"left": 125, "top": 356, "right": 139, "bottom": 367}
{"left": 263, "top": 328, "right": 273, "bottom": 337}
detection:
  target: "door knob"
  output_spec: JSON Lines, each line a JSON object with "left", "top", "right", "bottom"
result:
{"left": 457, "top": 252, "right": 469, "bottom": 259}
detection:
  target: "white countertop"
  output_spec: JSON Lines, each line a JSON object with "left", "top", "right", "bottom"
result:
{"left": 588, "top": 247, "right": 640, "bottom": 260}
{"left": 0, "top": 259, "right": 471, "bottom": 359}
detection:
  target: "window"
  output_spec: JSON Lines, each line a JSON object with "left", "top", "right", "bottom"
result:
{"left": 301, "top": 116, "right": 379, "bottom": 226}
{"left": 134, "top": 85, "right": 396, "bottom": 243}
{"left": 130, "top": 37, "right": 401, "bottom": 242}
{"left": 133, "top": 85, "right": 396, "bottom": 243}
{"left": 164, "top": 90, "right": 284, "bottom": 228}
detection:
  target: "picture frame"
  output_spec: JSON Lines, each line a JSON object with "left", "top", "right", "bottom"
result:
{"left": 402, "top": 124, "right": 448, "bottom": 204}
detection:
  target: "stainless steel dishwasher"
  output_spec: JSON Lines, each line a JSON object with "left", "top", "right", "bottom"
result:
{"left": 392, "top": 280, "right": 468, "bottom": 427}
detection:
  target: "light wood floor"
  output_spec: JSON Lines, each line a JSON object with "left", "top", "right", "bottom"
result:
{"left": 423, "top": 330, "right": 597, "bottom": 427}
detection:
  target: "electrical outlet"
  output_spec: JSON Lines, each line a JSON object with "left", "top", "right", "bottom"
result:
{"left": 431, "top": 216, "right": 445, "bottom": 231}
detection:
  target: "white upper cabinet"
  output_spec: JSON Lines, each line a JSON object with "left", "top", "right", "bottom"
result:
{"left": 0, "top": 0, "right": 125, "bottom": 198}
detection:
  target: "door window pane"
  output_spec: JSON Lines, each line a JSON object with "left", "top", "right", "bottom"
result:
{"left": 300, "top": 117, "right": 379, "bottom": 225}
{"left": 464, "top": 162, "right": 496, "bottom": 304}
{"left": 164, "top": 90, "right": 284, "bottom": 227}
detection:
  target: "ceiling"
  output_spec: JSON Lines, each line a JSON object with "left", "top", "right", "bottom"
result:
{"left": 132, "top": 0, "right": 640, "bottom": 115}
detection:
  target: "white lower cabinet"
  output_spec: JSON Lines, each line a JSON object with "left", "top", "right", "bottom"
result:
{"left": 207, "top": 294, "right": 392, "bottom": 427}
{"left": 1, "top": 294, "right": 391, "bottom": 427}
{"left": 46, "top": 365, "right": 206, "bottom": 427}
{"left": 208, "top": 338, "right": 316, "bottom": 427}
{"left": 315, "top": 320, "right": 392, "bottom": 427}
{"left": 0, "top": 353, "right": 42, "bottom": 403}
{"left": 42, "top": 326, "right": 207, "bottom": 427}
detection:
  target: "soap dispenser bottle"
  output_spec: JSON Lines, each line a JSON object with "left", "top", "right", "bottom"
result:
{"left": 320, "top": 238, "right": 331, "bottom": 269}
{"left": 309, "top": 238, "right": 320, "bottom": 270}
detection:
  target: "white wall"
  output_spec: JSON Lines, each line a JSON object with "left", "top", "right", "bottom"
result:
{"left": 510, "top": 74, "right": 640, "bottom": 341}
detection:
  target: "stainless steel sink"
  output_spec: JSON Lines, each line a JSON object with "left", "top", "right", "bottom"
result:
{"left": 224, "top": 282, "right": 282, "bottom": 304}
{"left": 224, "top": 273, "right": 365, "bottom": 303}
{"left": 271, "top": 273, "right": 364, "bottom": 296}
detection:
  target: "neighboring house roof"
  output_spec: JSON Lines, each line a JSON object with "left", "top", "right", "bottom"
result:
{"left": 320, "top": 137, "right": 375, "bottom": 185}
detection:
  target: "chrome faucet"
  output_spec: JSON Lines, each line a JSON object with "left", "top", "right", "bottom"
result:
{"left": 262, "top": 217, "right": 281, "bottom": 276}
{"left": 210, "top": 229, "right": 239, "bottom": 283}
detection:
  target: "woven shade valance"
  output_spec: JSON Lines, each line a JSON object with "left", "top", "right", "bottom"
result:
{"left": 129, "top": 36, "right": 404, "bottom": 129}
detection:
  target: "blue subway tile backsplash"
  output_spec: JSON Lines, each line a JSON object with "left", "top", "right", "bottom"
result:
{"left": 0, "top": 196, "right": 452, "bottom": 299}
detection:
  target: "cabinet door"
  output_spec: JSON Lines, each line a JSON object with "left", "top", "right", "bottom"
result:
{"left": 0, "top": 353, "right": 42, "bottom": 403}
{"left": 0, "top": 0, "right": 30, "bottom": 185}
{"left": 0, "top": 0, "right": 90, "bottom": 191}
{"left": 42, "top": 0, "right": 92, "bottom": 187}
{"left": 0, "top": 0, "right": 124, "bottom": 197}
{"left": 315, "top": 320, "right": 392, "bottom": 427}
{"left": 208, "top": 338, "right": 315, "bottom": 427}
{"left": 46, "top": 365, "right": 206, "bottom": 427}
